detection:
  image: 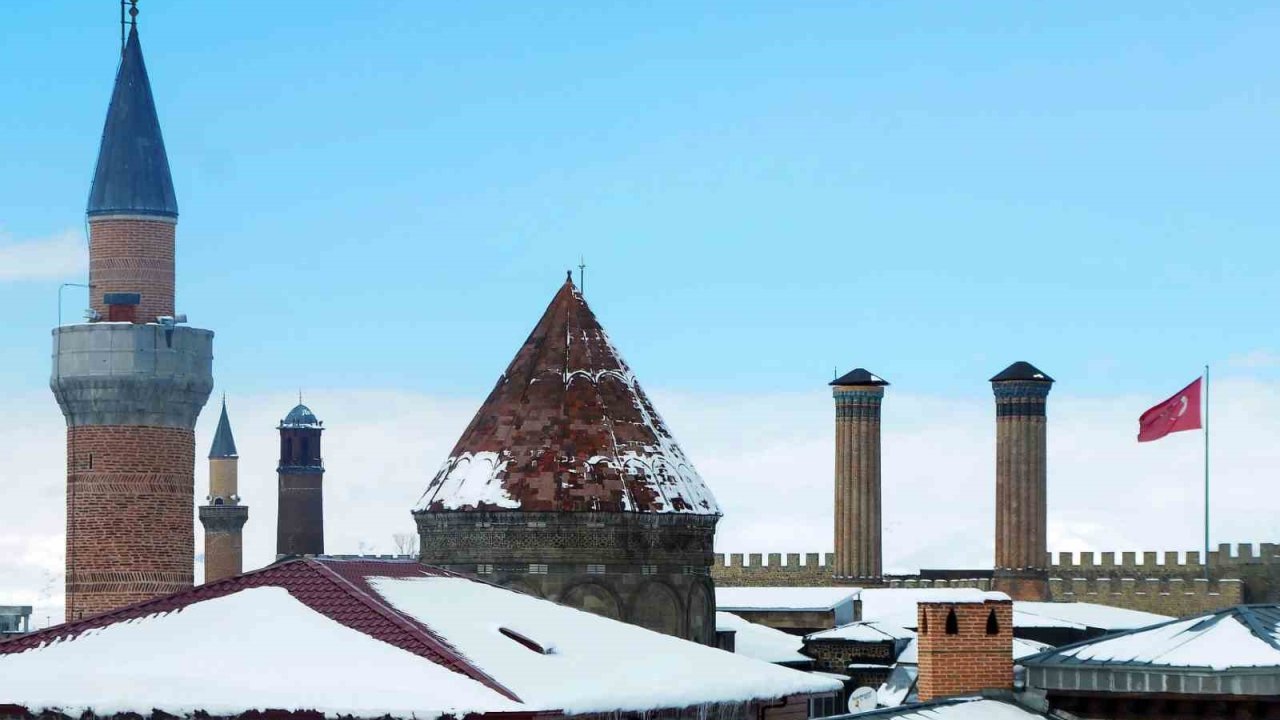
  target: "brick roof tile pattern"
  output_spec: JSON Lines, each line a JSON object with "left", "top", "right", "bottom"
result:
{"left": 415, "top": 275, "right": 719, "bottom": 515}
{"left": 0, "top": 558, "right": 519, "bottom": 703}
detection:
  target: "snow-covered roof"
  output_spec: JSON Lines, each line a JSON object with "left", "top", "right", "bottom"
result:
{"left": 717, "top": 587, "right": 862, "bottom": 612}
{"left": 892, "top": 636, "right": 1047, "bottom": 665}
{"left": 414, "top": 275, "right": 718, "bottom": 515}
{"left": 1012, "top": 601, "right": 1171, "bottom": 632}
{"left": 716, "top": 612, "right": 811, "bottom": 665}
{"left": 0, "top": 559, "right": 837, "bottom": 718}
{"left": 806, "top": 620, "right": 914, "bottom": 643}
{"left": 858, "top": 588, "right": 1005, "bottom": 628}
{"left": 1022, "top": 605, "right": 1280, "bottom": 672}
{"left": 852, "top": 696, "right": 1054, "bottom": 718}
{"left": 859, "top": 589, "right": 1149, "bottom": 633}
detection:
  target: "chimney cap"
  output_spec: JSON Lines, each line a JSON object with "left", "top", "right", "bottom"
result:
{"left": 830, "top": 368, "right": 889, "bottom": 387}
{"left": 990, "top": 361, "right": 1053, "bottom": 383}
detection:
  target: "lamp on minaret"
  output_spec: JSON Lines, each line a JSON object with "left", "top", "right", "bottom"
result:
{"left": 276, "top": 402, "right": 325, "bottom": 557}
{"left": 830, "top": 368, "right": 888, "bottom": 581}
{"left": 199, "top": 399, "right": 248, "bottom": 583}
{"left": 51, "top": 5, "right": 214, "bottom": 620}
{"left": 990, "top": 361, "right": 1053, "bottom": 601}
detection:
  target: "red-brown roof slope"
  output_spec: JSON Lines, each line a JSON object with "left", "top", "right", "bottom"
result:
{"left": 0, "top": 558, "right": 519, "bottom": 703}
{"left": 415, "top": 274, "right": 719, "bottom": 515}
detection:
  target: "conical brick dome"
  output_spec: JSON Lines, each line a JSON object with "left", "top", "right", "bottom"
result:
{"left": 416, "top": 274, "right": 719, "bottom": 515}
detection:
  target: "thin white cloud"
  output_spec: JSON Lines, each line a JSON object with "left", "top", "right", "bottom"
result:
{"left": 3, "top": 379, "right": 1278, "bottom": 628}
{"left": 1230, "top": 350, "right": 1280, "bottom": 370}
{"left": 0, "top": 230, "right": 87, "bottom": 282}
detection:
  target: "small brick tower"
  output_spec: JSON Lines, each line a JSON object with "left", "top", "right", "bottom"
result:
{"left": 199, "top": 398, "right": 247, "bottom": 582}
{"left": 276, "top": 403, "right": 324, "bottom": 557}
{"left": 916, "top": 596, "right": 1013, "bottom": 701}
{"left": 830, "top": 368, "right": 888, "bottom": 581}
{"left": 51, "top": 9, "right": 214, "bottom": 621}
{"left": 990, "top": 361, "right": 1053, "bottom": 601}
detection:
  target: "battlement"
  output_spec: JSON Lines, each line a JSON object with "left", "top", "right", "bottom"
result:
{"left": 1047, "top": 543, "right": 1280, "bottom": 574}
{"left": 713, "top": 547, "right": 1261, "bottom": 616}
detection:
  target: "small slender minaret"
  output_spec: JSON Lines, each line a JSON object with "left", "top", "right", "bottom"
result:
{"left": 990, "top": 361, "right": 1053, "bottom": 601}
{"left": 276, "top": 402, "right": 324, "bottom": 557}
{"left": 199, "top": 399, "right": 247, "bottom": 582}
{"left": 52, "top": 5, "right": 214, "bottom": 620}
{"left": 830, "top": 368, "right": 888, "bottom": 580}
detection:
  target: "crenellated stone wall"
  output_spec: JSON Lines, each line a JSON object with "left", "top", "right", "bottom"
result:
{"left": 713, "top": 542, "right": 1270, "bottom": 617}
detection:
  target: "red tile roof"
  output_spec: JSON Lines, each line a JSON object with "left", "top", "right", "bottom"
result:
{"left": 415, "top": 274, "right": 718, "bottom": 515}
{"left": 0, "top": 558, "right": 520, "bottom": 703}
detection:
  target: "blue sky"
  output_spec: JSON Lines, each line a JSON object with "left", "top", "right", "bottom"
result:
{"left": 2, "top": 1, "right": 1278, "bottom": 401}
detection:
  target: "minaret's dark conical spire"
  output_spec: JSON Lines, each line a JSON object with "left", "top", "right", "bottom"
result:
{"left": 209, "top": 398, "right": 238, "bottom": 459}
{"left": 87, "top": 23, "right": 178, "bottom": 218}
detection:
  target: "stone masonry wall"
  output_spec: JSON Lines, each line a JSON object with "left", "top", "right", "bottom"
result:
{"left": 66, "top": 425, "right": 194, "bottom": 621}
{"left": 88, "top": 217, "right": 175, "bottom": 321}
{"left": 713, "top": 550, "right": 1252, "bottom": 617}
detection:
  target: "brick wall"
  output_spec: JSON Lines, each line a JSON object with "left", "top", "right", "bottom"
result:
{"left": 65, "top": 425, "right": 194, "bottom": 620}
{"left": 88, "top": 217, "right": 175, "bottom": 321}
{"left": 916, "top": 599, "right": 1012, "bottom": 702}
{"left": 203, "top": 529, "right": 242, "bottom": 584}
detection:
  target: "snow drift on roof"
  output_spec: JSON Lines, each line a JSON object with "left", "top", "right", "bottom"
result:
{"left": 1023, "top": 605, "right": 1280, "bottom": 671}
{"left": 858, "top": 588, "right": 1004, "bottom": 628}
{"left": 717, "top": 586, "right": 862, "bottom": 612}
{"left": 369, "top": 576, "right": 839, "bottom": 714}
{"left": 716, "top": 612, "right": 811, "bottom": 664}
{"left": 1013, "top": 601, "right": 1171, "bottom": 631}
{"left": 414, "top": 276, "right": 718, "bottom": 515}
{"left": 0, "top": 587, "right": 517, "bottom": 719}
{"left": 806, "top": 620, "right": 914, "bottom": 643}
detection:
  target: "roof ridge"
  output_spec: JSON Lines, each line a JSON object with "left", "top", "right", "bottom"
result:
{"left": 1235, "top": 605, "right": 1280, "bottom": 652}
{"left": 302, "top": 559, "right": 522, "bottom": 703}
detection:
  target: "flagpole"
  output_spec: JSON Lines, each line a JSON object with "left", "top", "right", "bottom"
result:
{"left": 1204, "top": 364, "right": 1210, "bottom": 581}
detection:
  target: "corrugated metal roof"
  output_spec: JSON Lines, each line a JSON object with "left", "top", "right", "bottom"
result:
{"left": 86, "top": 25, "right": 178, "bottom": 219}
{"left": 1021, "top": 604, "right": 1280, "bottom": 672}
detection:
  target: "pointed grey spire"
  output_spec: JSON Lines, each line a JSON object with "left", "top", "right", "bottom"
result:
{"left": 209, "top": 398, "right": 238, "bottom": 459}
{"left": 87, "top": 24, "right": 178, "bottom": 218}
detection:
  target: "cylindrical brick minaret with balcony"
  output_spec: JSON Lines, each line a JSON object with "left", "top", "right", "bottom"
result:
{"left": 276, "top": 404, "right": 325, "bottom": 557}
{"left": 51, "top": 16, "right": 214, "bottom": 621}
{"left": 990, "top": 361, "right": 1053, "bottom": 601}
{"left": 830, "top": 368, "right": 888, "bottom": 581}
{"left": 199, "top": 399, "right": 248, "bottom": 583}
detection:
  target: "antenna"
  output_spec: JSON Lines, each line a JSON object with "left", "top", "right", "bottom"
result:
{"left": 578, "top": 255, "right": 587, "bottom": 295}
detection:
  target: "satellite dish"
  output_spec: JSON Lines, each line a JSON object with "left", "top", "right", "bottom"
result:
{"left": 847, "top": 686, "right": 877, "bottom": 713}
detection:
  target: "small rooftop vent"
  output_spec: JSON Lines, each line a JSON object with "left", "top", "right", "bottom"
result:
{"left": 499, "top": 626, "right": 555, "bottom": 655}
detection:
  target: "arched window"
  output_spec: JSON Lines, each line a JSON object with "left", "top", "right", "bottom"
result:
{"left": 945, "top": 608, "right": 959, "bottom": 635}
{"left": 986, "top": 609, "right": 1000, "bottom": 635}
{"left": 920, "top": 610, "right": 929, "bottom": 635}
{"left": 301, "top": 437, "right": 311, "bottom": 464}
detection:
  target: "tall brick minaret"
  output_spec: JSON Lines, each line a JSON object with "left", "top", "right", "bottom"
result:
{"left": 831, "top": 368, "right": 888, "bottom": 580}
{"left": 276, "top": 403, "right": 325, "bottom": 557}
{"left": 52, "top": 11, "right": 214, "bottom": 620}
{"left": 990, "top": 361, "right": 1053, "bottom": 601}
{"left": 199, "top": 399, "right": 248, "bottom": 582}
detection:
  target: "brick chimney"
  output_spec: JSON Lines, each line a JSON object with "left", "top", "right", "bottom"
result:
{"left": 916, "top": 596, "right": 1013, "bottom": 701}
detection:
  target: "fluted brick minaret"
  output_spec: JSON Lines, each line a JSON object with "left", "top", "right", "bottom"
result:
{"left": 52, "top": 13, "right": 214, "bottom": 621}
{"left": 276, "top": 403, "right": 324, "bottom": 557}
{"left": 199, "top": 399, "right": 247, "bottom": 582}
{"left": 990, "top": 361, "right": 1053, "bottom": 601}
{"left": 831, "top": 368, "right": 888, "bottom": 580}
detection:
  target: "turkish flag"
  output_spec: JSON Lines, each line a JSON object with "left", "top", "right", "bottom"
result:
{"left": 1138, "top": 377, "right": 1203, "bottom": 442}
